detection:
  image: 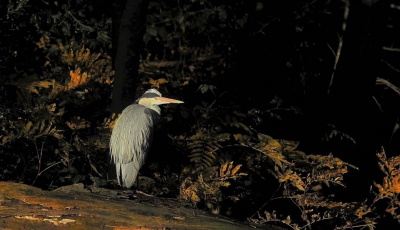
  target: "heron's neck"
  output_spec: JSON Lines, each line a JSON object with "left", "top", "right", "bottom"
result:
{"left": 150, "top": 105, "right": 161, "bottom": 115}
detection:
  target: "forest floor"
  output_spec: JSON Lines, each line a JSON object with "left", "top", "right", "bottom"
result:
{"left": 0, "top": 181, "right": 287, "bottom": 229}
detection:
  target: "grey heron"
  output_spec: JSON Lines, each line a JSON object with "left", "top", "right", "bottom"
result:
{"left": 110, "top": 89, "right": 183, "bottom": 188}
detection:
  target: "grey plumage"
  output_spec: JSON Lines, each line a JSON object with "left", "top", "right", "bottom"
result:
{"left": 109, "top": 89, "right": 183, "bottom": 188}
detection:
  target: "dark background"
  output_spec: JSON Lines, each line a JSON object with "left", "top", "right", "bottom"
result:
{"left": 1, "top": 0, "right": 400, "bottom": 229}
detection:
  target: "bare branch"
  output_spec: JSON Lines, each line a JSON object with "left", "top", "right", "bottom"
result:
{"left": 376, "top": 77, "right": 400, "bottom": 95}
{"left": 327, "top": 0, "right": 349, "bottom": 95}
{"left": 141, "top": 54, "right": 222, "bottom": 68}
{"left": 372, "top": 96, "right": 384, "bottom": 113}
{"left": 381, "top": 59, "right": 400, "bottom": 73}
{"left": 382, "top": 46, "right": 400, "bottom": 52}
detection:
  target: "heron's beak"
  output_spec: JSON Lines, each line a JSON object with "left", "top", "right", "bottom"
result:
{"left": 154, "top": 97, "right": 184, "bottom": 105}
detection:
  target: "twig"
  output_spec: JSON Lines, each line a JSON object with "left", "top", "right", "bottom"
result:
{"left": 227, "top": 144, "right": 266, "bottom": 155}
{"left": 338, "top": 217, "right": 378, "bottom": 229}
{"left": 18, "top": 153, "right": 27, "bottom": 182}
{"left": 299, "top": 217, "right": 335, "bottom": 230}
{"left": 381, "top": 59, "right": 400, "bottom": 73}
{"left": 67, "top": 11, "right": 94, "bottom": 32}
{"left": 250, "top": 17, "right": 276, "bottom": 36}
{"left": 135, "top": 190, "right": 154, "bottom": 197}
{"left": 376, "top": 77, "right": 400, "bottom": 95}
{"left": 382, "top": 46, "right": 400, "bottom": 52}
{"left": 390, "top": 117, "right": 399, "bottom": 142}
{"left": 327, "top": 43, "right": 336, "bottom": 57}
{"left": 7, "top": 1, "right": 26, "bottom": 15}
{"left": 249, "top": 183, "right": 282, "bottom": 219}
{"left": 141, "top": 55, "right": 222, "bottom": 68}
{"left": 372, "top": 96, "right": 383, "bottom": 113}
{"left": 266, "top": 107, "right": 298, "bottom": 112}
{"left": 32, "top": 137, "right": 61, "bottom": 185}
{"left": 38, "top": 162, "right": 63, "bottom": 176}
{"left": 153, "top": 8, "right": 217, "bottom": 26}
{"left": 32, "top": 137, "right": 47, "bottom": 185}
{"left": 327, "top": 0, "right": 349, "bottom": 95}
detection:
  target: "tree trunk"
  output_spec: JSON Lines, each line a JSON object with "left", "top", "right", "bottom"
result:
{"left": 108, "top": 0, "right": 149, "bottom": 181}
{"left": 111, "top": 0, "right": 149, "bottom": 114}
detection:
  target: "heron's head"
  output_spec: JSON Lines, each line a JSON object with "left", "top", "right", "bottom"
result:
{"left": 138, "top": 89, "right": 184, "bottom": 111}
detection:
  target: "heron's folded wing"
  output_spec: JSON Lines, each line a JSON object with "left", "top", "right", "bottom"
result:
{"left": 110, "top": 104, "right": 157, "bottom": 165}
{"left": 110, "top": 104, "right": 159, "bottom": 187}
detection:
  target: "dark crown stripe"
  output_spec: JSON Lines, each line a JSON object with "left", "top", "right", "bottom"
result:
{"left": 141, "top": 92, "right": 160, "bottom": 99}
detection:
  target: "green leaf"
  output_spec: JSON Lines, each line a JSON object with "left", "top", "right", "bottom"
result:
{"left": 72, "top": 175, "right": 80, "bottom": 184}
{"left": 199, "top": 84, "right": 209, "bottom": 94}
{"left": 217, "top": 6, "right": 227, "bottom": 21}
{"left": 190, "top": 157, "right": 202, "bottom": 163}
{"left": 157, "top": 27, "right": 168, "bottom": 39}
{"left": 148, "top": 26, "right": 157, "bottom": 36}
{"left": 236, "top": 14, "right": 248, "bottom": 28}
{"left": 59, "top": 168, "right": 70, "bottom": 173}
{"left": 178, "top": 15, "right": 185, "bottom": 24}
{"left": 188, "top": 153, "right": 203, "bottom": 158}
{"left": 69, "top": 166, "right": 79, "bottom": 174}
{"left": 148, "top": 2, "right": 160, "bottom": 9}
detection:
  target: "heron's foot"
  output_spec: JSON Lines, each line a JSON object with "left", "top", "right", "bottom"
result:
{"left": 115, "top": 190, "right": 136, "bottom": 200}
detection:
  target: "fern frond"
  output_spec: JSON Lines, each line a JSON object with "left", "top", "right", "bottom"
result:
{"left": 20, "top": 120, "right": 63, "bottom": 140}
{"left": 216, "top": 133, "right": 230, "bottom": 141}
{"left": 231, "top": 164, "right": 242, "bottom": 175}
{"left": 187, "top": 129, "right": 222, "bottom": 172}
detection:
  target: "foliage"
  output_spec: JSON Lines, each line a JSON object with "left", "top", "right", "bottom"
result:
{"left": 374, "top": 148, "right": 400, "bottom": 219}
{"left": 322, "top": 123, "right": 356, "bottom": 144}
{"left": 178, "top": 120, "right": 378, "bottom": 228}
{"left": 1, "top": 0, "right": 112, "bottom": 188}
{"left": 186, "top": 129, "right": 225, "bottom": 171}
{"left": 1, "top": 43, "right": 113, "bottom": 187}
{"left": 141, "top": 0, "right": 247, "bottom": 90}
{"left": 137, "top": 3, "right": 400, "bottom": 228}
{"left": 171, "top": 96, "right": 395, "bottom": 228}
{"left": 180, "top": 162, "right": 246, "bottom": 214}
{"left": 245, "top": 148, "right": 400, "bottom": 229}
{"left": 1, "top": 0, "right": 400, "bottom": 229}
